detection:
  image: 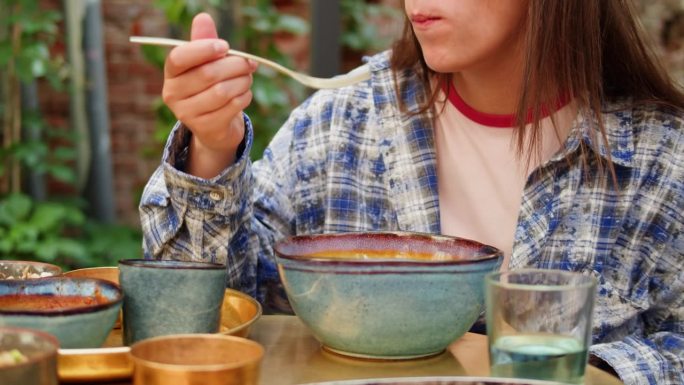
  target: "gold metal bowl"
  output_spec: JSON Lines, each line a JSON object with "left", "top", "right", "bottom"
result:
{"left": 130, "top": 334, "right": 264, "bottom": 385}
{"left": 63, "top": 266, "right": 119, "bottom": 283}
{"left": 57, "top": 287, "right": 262, "bottom": 382}
{"left": 220, "top": 288, "right": 263, "bottom": 337}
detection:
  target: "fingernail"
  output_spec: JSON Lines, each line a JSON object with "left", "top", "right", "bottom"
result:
{"left": 213, "top": 41, "right": 228, "bottom": 54}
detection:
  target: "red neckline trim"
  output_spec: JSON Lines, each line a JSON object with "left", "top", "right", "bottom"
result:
{"left": 443, "top": 81, "right": 570, "bottom": 128}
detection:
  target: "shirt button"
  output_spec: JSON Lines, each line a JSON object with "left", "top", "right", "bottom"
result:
{"left": 209, "top": 191, "right": 223, "bottom": 201}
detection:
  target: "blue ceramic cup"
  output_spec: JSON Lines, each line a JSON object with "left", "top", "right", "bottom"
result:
{"left": 118, "top": 260, "right": 226, "bottom": 345}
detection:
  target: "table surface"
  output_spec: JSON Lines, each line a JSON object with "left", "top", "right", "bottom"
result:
{"left": 62, "top": 315, "right": 623, "bottom": 385}
{"left": 251, "top": 315, "right": 623, "bottom": 385}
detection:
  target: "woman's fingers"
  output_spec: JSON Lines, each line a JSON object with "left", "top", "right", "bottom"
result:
{"left": 163, "top": 12, "right": 222, "bottom": 78}
{"left": 191, "top": 13, "right": 219, "bottom": 40}
{"left": 171, "top": 74, "right": 254, "bottom": 123}
{"left": 187, "top": 90, "right": 254, "bottom": 151}
{"left": 163, "top": 56, "right": 257, "bottom": 103}
{"left": 164, "top": 39, "right": 228, "bottom": 79}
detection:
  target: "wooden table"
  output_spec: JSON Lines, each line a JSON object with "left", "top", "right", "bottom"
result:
{"left": 62, "top": 315, "right": 623, "bottom": 384}
{"left": 251, "top": 315, "right": 623, "bottom": 385}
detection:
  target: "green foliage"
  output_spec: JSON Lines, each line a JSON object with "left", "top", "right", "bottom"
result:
{"left": 0, "top": 0, "right": 142, "bottom": 269}
{"left": 0, "top": 193, "right": 142, "bottom": 267}
{"left": 340, "top": 0, "right": 402, "bottom": 52}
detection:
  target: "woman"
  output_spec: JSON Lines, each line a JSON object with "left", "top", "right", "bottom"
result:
{"left": 140, "top": 2, "right": 683, "bottom": 384}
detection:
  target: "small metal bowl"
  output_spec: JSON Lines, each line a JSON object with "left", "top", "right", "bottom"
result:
{"left": 130, "top": 334, "right": 264, "bottom": 385}
{"left": 220, "top": 289, "right": 262, "bottom": 338}
{"left": 0, "top": 327, "right": 59, "bottom": 385}
{"left": 63, "top": 266, "right": 118, "bottom": 283}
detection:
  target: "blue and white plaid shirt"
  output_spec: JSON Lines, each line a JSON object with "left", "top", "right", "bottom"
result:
{"left": 140, "top": 51, "right": 683, "bottom": 385}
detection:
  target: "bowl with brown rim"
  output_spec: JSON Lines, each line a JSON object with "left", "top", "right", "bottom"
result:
{"left": 0, "top": 260, "right": 62, "bottom": 280}
{"left": 274, "top": 231, "right": 503, "bottom": 360}
{"left": 0, "top": 277, "right": 122, "bottom": 349}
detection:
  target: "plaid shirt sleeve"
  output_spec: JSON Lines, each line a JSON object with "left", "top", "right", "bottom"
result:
{"left": 138, "top": 115, "right": 265, "bottom": 297}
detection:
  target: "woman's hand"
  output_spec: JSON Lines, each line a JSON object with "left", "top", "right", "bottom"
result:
{"left": 162, "top": 13, "right": 258, "bottom": 178}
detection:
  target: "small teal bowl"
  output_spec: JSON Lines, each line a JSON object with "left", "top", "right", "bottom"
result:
{"left": 275, "top": 232, "right": 503, "bottom": 360}
{"left": 0, "top": 277, "right": 122, "bottom": 349}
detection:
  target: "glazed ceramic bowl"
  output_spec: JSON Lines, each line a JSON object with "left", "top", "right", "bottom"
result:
{"left": 274, "top": 232, "right": 503, "bottom": 360}
{"left": 130, "top": 334, "right": 264, "bottom": 385}
{"left": 0, "top": 260, "right": 62, "bottom": 280}
{"left": 63, "top": 267, "right": 122, "bottom": 328}
{"left": 0, "top": 327, "right": 59, "bottom": 385}
{"left": 0, "top": 277, "right": 122, "bottom": 349}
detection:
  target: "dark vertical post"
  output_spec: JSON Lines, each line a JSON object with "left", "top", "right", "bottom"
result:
{"left": 216, "top": 2, "right": 235, "bottom": 42}
{"left": 83, "top": 0, "right": 116, "bottom": 223}
{"left": 310, "top": 0, "right": 341, "bottom": 77}
{"left": 20, "top": 82, "right": 46, "bottom": 201}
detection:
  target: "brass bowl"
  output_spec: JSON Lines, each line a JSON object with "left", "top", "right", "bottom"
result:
{"left": 64, "top": 267, "right": 121, "bottom": 329}
{"left": 130, "top": 334, "right": 264, "bottom": 385}
{"left": 57, "top": 287, "right": 262, "bottom": 382}
{"left": 220, "top": 288, "right": 263, "bottom": 337}
{"left": 63, "top": 266, "right": 119, "bottom": 283}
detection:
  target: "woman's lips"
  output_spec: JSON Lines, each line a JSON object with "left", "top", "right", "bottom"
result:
{"left": 410, "top": 14, "right": 441, "bottom": 29}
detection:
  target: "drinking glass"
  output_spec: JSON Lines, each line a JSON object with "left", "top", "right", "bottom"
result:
{"left": 486, "top": 269, "right": 597, "bottom": 384}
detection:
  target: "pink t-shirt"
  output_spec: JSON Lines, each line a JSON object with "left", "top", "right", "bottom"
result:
{"left": 434, "top": 85, "right": 576, "bottom": 268}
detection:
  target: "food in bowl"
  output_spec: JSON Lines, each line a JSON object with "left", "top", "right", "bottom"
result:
{"left": 63, "top": 266, "right": 122, "bottom": 328}
{"left": 0, "top": 277, "right": 122, "bottom": 349}
{"left": 0, "top": 260, "right": 62, "bottom": 280}
{"left": 0, "top": 349, "right": 27, "bottom": 366}
{"left": 0, "top": 294, "right": 109, "bottom": 310}
{"left": 0, "top": 327, "right": 59, "bottom": 385}
{"left": 274, "top": 231, "right": 503, "bottom": 360}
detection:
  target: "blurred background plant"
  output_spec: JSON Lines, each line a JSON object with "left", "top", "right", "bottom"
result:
{"left": 0, "top": 0, "right": 141, "bottom": 269}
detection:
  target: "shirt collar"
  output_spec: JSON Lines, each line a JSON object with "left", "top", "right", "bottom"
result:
{"left": 547, "top": 101, "right": 637, "bottom": 168}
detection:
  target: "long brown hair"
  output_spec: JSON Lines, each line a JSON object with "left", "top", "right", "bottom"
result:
{"left": 390, "top": 0, "right": 684, "bottom": 179}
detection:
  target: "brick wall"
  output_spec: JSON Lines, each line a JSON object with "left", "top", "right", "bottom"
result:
{"left": 41, "top": 0, "right": 167, "bottom": 226}
{"left": 101, "top": 1, "right": 167, "bottom": 225}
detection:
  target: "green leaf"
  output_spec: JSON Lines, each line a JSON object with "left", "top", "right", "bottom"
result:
{"left": 29, "top": 203, "right": 66, "bottom": 232}
{"left": 275, "top": 15, "right": 309, "bottom": 35}
{"left": 51, "top": 147, "right": 77, "bottom": 161}
{"left": 0, "top": 194, "right": 33, "bottom": 223}
{"left": 0, "top": 42, "right": 12, "bottom": 67}
{"left": 45, "top": 164, "right": 76, "bottom": 184}
{"left": 140, "top": 45, "right": 167, "bottom": 69}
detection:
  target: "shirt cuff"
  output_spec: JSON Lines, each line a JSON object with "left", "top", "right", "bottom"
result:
{"left": 160, "top": 115, "right": 254, "bottom": 216}
{"left": 589, "top": 339, "right": 645, "bottom": 384}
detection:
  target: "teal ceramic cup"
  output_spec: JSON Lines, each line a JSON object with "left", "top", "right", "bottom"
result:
{"left": 118, "top": 260, "right": 226, "bottom": 346}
